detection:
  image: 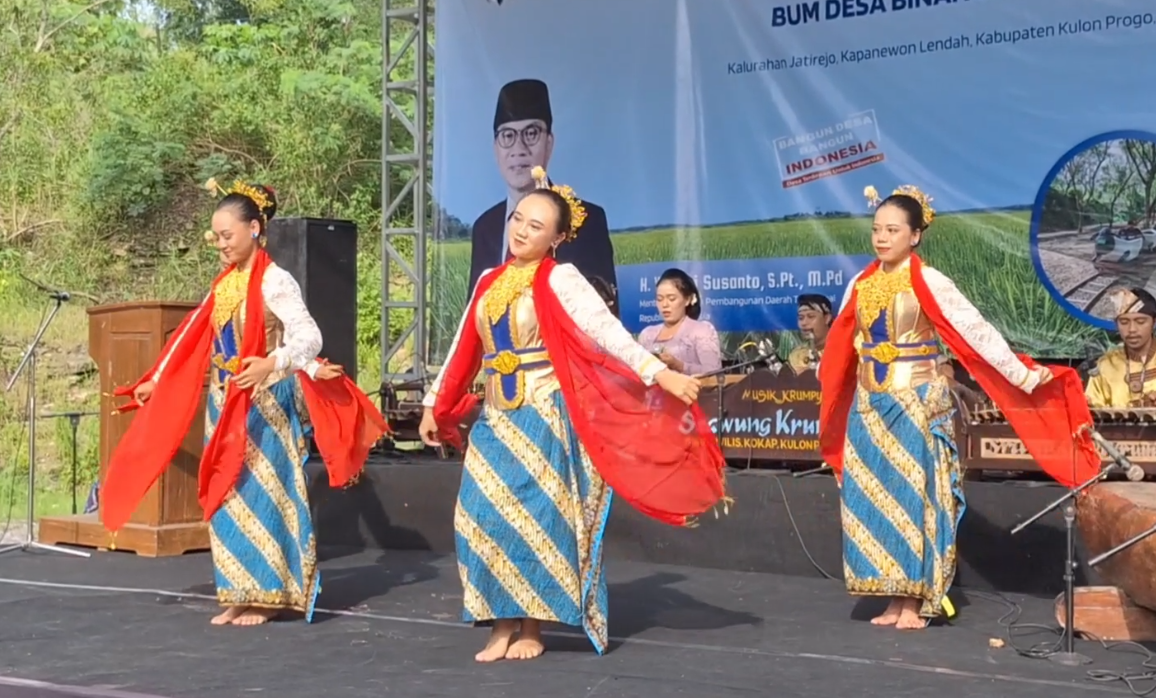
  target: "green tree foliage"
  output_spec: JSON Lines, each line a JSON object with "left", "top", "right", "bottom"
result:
{"left": 0, "top": 0, "right": 427, "bottom": 381}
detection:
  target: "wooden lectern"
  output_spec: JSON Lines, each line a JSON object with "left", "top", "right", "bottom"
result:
{"left": 38, "top": 301, "right": 212, "bottom": 556}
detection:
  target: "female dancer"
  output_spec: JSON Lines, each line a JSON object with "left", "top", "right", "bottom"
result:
{"left": 419, "top": 168, "right": 726, "bottom": 661}
{"left": 101, "top": 181, "right": 388, "bottom": 626}
{"left": 819, "top": 184, "right": 1099, "bottom": 630}
{"left": 638, "top": 268, "right": 722, "bottom": 376}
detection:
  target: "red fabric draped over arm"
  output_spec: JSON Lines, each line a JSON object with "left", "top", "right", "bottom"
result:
{"left": 301, "top": 373, "right": 391, "bottom": 487}
{"left": 431, "top": 268, "right": 503, "bottom": 450}
{"left": 818, "top": 262, "right": 878, "bottom": 480}
{"left": 533, "top": 259, "right": 727, "bottom": 526}
{"left": 908, "top": 256, "right": 1098, "bottom": 488}
{"left": 195, "top": 250, "right": 270, "bottom": 517}
{"left": 818, "top": 256, "right": 1099, "bottom": 489}
{"left": 431, "top": 260, "right": 726, "bottom": 525}
{"left": 103, "top": 250, "right": 393, "bottom": 530}
{"left": 99, "top": 302, "right": 216, "bottom": 531}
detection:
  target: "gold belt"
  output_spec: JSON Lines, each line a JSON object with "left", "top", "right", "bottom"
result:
{"left": 482, "top": 349, "right": 551, "bottom": 375}
{"left": 212, "top": 354, "right": 241, "bottom": 375}
{"left": 860, "top": 341, "right": 938, "bottom": 364}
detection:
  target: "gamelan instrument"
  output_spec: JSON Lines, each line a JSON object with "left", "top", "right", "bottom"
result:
{"left": 961, "top": 405, "right": 1156, "bottom": 475}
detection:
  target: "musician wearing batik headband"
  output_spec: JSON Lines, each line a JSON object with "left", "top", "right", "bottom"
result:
{"left": 1086, "top": 288, "right": 1156, "bottom": 408}
{"left": 101, "top": 179, "right": 389, "bottom": 627}
{"left": 819, "top": 184, "right": 1100, "bottom": 631}
{"left": 418, "top": 167, "right": 727, "bottom": 662}
{"left": 788, "top": 294, "right": 833, "bottom": 373}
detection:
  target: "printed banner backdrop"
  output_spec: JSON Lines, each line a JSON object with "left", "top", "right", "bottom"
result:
{"left": 430, "top": 0, "right": 1156, "bottom": 363}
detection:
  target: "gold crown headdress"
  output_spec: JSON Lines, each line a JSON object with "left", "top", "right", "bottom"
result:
{"left": 202, "top": 178, "right": 275, "bottom": 245}
{"left": 531, "top": 166, "right": 586, "bottom": 241}
{"left": 864, "top": 184, "right": 936, "bottom": 228}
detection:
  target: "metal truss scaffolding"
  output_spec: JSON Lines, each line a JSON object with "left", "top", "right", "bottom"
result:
{"left": 380, "top": 0, "right": 432, "bottom": 387}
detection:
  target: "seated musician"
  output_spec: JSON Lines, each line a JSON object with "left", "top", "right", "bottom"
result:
{"left": 787, "top": 294, "right": 832, "bottom": 373}
{"left": 638, "top": 268, "right": 722, "bottom": 375}
{"left": 1086, "top": 287, "right": 1156, "bottom": 407}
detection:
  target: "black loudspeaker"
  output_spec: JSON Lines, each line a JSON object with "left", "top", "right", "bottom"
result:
{"left": 265, "top": 217, "right": 359, "bottom": 381}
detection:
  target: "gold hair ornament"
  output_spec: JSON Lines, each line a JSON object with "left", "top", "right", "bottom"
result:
{"left": 531, "top": 166, "right": 586, "bottom": 241}
{"left": 863, "top": 184, "right": 936, "bottom": 228}
{"left": 204, "top": 178, "right": 274, "bottom": 222}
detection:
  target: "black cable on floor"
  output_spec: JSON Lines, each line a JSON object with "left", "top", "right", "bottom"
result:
{"left": 774, "top": 469, "right": 1156, "bottom": 696}
{"left": 971, "top": 588, "right": 1156, "bottom": 696}
{"left": 771, "top": 472, "right": 837, "bottom": 581}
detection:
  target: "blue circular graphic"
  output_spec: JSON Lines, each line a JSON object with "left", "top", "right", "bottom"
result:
{"left": 1030, "top": 130, "right": 1156, "bottom": 331}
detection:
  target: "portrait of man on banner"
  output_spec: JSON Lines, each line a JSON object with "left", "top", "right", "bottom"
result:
{"left": 468, "top": 78, "right": 618, "bottom": 298}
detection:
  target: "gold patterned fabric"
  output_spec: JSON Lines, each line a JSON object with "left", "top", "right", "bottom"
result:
{"left": 455, "top": 278, "right": 612, "bottom": 653}
{"left": 205, "top": 293, "right": 319, "bottom": 618}
{"left": 841, "top": 265, "right": 963, "bottom": 617}
{"left": 1086, "top": 347, "right": 1156, "bottom": 407}
{"left": 853, "top": 268, "right": 942, "bottom": 393}
{"left": 476, "top": 265, "right": 560, "bottom": 410}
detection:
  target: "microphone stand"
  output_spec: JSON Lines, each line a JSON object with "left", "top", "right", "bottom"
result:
{"left": 0, "top": 292, "right": 90, "bottom": 558}
{"left": 793, "top": 462, "right": 831, "bottom": 478}
{"left": 793, "top": 355, "right": 829, "bottom": 478}
{"left": 1009, "top": 425, "right": 1133, "bottom": 666}
{"left": 39, "top": 410, "right": 99, "bottom": 515}
{"left": 1088, "top": 524, "right": 1156, "bottom": 567}
{"left": 694, "top": 355, "right": 774, "bottom": 381}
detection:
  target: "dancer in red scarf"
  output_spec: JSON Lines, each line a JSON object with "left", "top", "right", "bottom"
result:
{"left": 819, "top": 184, "right": 1099, "bottom": 631}
{"left": 101, "top": 181, "right": 388, "bottom": 626}
{"left": 418, "top": 168, "right": 726, "bottom": 662}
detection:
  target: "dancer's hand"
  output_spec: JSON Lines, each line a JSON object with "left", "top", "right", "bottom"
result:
{"left": 234, "top": 356, "right": 276, "bottom": 390}
{"left": 132, "top": 381, "right": 156, "bottom": 404}
{"left": 658, "top": 351, "right": 685, "bottom": 373}
{"left": 656, "top": 369, "right": 701, "bottom": 405}
{"left": 315, "top": 363, "right": 345, "bottom": 381}
{"left": 419, "top": 408, "right": 440, "bottom": 447}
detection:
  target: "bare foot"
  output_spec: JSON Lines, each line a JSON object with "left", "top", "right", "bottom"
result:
{"left": 896, "top": 598, "right": 928, "bottom": 630}
{"left": 505, "top": 618, "right": 545, "bottom": 660}
{"left": 870, "top": 597, "right": 902, "bottom": 626}
{"left": 475, "top": 620, "right": 518, "bottom": 663}
{"left": 232, "top": 608, "right": 278, "bottom": 626}
{"left": 211, "top": 606, "right": 246, "bottom": 625}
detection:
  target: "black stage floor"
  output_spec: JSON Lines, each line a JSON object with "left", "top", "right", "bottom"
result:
{"left": 0, "top": 549, "right": 1151, "bottom": 698}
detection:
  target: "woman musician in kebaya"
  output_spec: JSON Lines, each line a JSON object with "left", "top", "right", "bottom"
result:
{"left": 819, "top": 184, "right": 1099, "bottom": 630}
{"left": 101, "top": 180, "right": 389, "bottom": 626}
{"left": 419, "top": 167, "right": 726, "bottom": 662}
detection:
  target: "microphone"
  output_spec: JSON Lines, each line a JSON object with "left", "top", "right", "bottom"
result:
{"left": 1084, "top": 426, "right": 1145, "bottom": 482}
{"left": 19, "top": 274, "right": 71, "bottom": 302}
{"left": 696, "top": 339, "right": 781, "bottom": 380}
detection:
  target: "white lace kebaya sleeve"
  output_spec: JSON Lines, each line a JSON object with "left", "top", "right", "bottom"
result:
{"left": 152, "top": 293, "right": 211, "bottom": 384}
{"left": 922, "top": 266, "right": 1044, "bottom": 393}
{"left": 550, "top": 264, "right": 667, "bottom": 385}
{"left": 263, "top": 266, "right": 323, "bottom": 379}
{"left": 422, "top": 270, "right": 494, "bottom": 408}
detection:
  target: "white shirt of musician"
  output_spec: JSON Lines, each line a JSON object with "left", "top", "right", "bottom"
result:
{"left": 835, "top": 261, "right": 1048, "bottom": 393}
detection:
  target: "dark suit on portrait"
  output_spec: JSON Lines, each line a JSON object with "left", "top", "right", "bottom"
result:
{"left": 467, "top": 198, "right": 618, "bottom": 300}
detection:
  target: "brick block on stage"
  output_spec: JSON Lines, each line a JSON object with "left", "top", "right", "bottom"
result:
{"left": 1055, "top": 587, "right": 1156, "bottom": 642}
{"left": 37, "top": 301, "right": 210, "bottom": 556}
